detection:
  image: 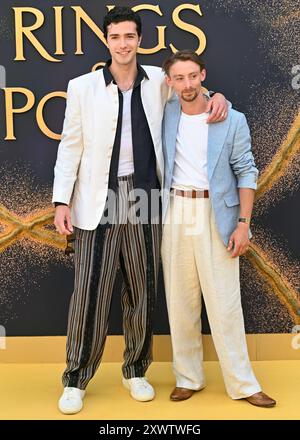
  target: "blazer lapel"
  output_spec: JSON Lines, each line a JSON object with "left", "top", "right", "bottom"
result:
{"left": 207, "top": 113, "right": 232, "bottom": 180}
{"left": 164, "top": 97, "right": 181, "bottom": 170}
{"left": 93, "top": 70, "right": 118, "bottom": 124}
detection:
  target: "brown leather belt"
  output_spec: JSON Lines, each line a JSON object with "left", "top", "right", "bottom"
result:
{"left": 171, "top": 189, "right": 209, "bottom": 198}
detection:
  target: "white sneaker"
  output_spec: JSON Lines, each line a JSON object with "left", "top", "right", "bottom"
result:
{"left": 58, "top": 387, "right": 86, "bottom": 414}
{"left": 122, "top": 377, "right": 155, "bottom": 402}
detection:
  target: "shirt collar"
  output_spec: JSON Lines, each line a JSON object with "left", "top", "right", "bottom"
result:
{"left": 103, "top": 59, "right": 149, "bottom": 88}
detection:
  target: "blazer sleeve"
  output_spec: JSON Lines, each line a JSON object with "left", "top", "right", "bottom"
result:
{"left": 229, "top": 113, "right": 259, "bottom": 190}
{"left": 52, "top": 79, "right": 83, "bottom": 205}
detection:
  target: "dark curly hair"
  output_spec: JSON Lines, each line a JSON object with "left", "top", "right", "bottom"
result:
{"left": 103, "top": 6, "right": 142, "bottom": 40}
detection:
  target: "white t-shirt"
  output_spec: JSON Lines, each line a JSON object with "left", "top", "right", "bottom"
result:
{"left": 172, "top": 111, "right": 209, "bottom": 190}
{"left": 118, "top": 89, "right": 134, "bottom": 177}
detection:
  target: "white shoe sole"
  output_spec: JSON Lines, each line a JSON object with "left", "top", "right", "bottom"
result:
{"left": 58, "top": 402, "right": 83, "bottom": 415}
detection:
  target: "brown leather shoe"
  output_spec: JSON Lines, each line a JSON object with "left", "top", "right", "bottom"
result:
{"left": 170, "top": 387, "right": 196, "bottom": 401}
{"left": 245, "top": 392, "right": 276, "bottom": 408}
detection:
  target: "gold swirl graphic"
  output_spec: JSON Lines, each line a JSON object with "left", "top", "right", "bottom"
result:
{"left": 256, "top": 112, "right": 300, "bottom": 201}
{"left": 247, "top": 243, "right": 300, "bottom": 324}
{"left": 0, "top": 205, "right": 65, "bottom": 252}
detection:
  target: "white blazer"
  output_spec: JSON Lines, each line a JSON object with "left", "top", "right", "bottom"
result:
{"left": 52, "top": 66, "right": 168, "bottom": 230}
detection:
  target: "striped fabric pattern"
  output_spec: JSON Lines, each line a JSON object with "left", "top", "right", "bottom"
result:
{"left": 62, "top": 174, "right": 161, "bottom": 389}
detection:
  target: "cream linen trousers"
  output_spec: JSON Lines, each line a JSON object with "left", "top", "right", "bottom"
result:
{"left": 161, "top": 193, "right": 261, "bottom": 399}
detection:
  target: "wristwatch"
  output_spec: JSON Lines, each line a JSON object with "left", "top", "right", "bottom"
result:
{"left": 238, "top": 217, "right": 251, "bottom": 224}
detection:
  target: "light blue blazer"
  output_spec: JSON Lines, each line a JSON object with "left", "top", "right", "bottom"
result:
{"left": 162, "top": 95, "right": 259, "bottom": 246}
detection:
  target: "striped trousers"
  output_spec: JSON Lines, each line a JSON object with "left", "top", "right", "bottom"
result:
{"left": 63, "top": 175, "right": 161, "bottom": 389}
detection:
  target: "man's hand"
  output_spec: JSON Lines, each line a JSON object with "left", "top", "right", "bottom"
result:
{"left": 206, "top": 93, "right": 228, "bottom": 123}
{"left": 227, "top": 222, "right": 250, "bottom": 258}
{"left": 54, "top": 205, "right": 73, "bottom": 235}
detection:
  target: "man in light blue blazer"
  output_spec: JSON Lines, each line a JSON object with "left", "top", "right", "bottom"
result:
{"left": 161, "top": 50, "right": 276, "bottom": 408}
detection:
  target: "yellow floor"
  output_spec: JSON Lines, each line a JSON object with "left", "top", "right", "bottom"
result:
{"left": 0, "top": 361, "right": 298, "bottom": 420}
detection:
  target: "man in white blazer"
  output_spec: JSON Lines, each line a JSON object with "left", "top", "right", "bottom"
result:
{"left": 161, "top": 50, "right": 276, "bottom": 407}
{"left": 53, "top": 7, "right": 227, "bottom": 414}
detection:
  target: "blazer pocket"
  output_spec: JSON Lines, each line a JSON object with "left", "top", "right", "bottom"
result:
{"left": 224, "top": 193, "right": 240, "bottom": 207}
